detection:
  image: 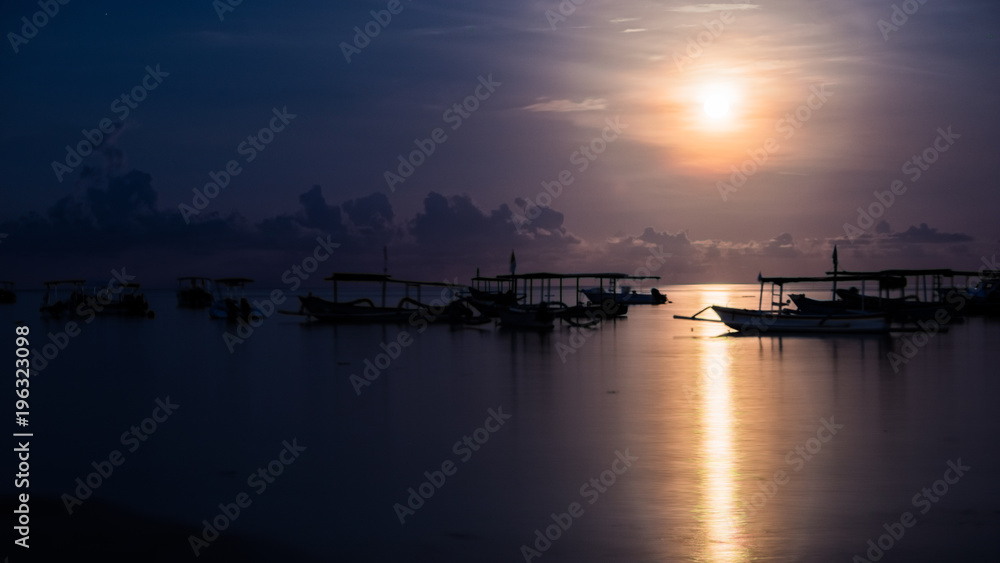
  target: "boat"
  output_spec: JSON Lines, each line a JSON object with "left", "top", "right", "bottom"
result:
{"left": 675, "top": 274, "right": 890, "bottom": 334}
{"left": 39, "top": 279, "right": 87, "bottom": 319}
{"left": 210, "top": 278, "right": 264, "bottom": 322}
{"left": 581, "top": 285, "right": 668, "bottom": 305}
{"left": 288, "top": 273, "right": 483, "bottom": 324}
{"left": 176, "top": 277, "right": 214, "bottom": 308}
{"left": 0, "top": 281, "right": 15, "bottom": 304}
{"left": 708, "top": 305, "right": 888, "bottom": 334}
{"left": 497, "top": 302, "right": 556, "bottom": 331}
{"left": 85, "top": 282, "right": 155, "bottom": 318}
{"left": 964, "top": 270, "right": 1000, "bottom": 315}
{"left": 469, "top": 272, "right": 639, "bottom": 326}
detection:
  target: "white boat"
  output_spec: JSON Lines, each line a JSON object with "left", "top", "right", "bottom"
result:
{"left": 674, "top": 270, "right": 891, "bottom": 334}
{"left": 710, "top": 305, "right": 888, "bottom": 334}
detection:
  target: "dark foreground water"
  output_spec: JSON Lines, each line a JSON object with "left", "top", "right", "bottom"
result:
{"left": 5, "top": 285, "right": 999, "bottom": 562}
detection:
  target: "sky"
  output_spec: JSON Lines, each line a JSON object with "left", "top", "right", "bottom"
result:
{"left": 1, "top": 0, "right": 998, "bottom": 287}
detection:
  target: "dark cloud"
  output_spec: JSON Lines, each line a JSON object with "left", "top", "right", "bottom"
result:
{"left": 891, "top": 223, "right": 974, "bottom": 244}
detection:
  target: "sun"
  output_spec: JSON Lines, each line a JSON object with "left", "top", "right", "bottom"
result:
{"left": 703, "top": 92, "right": 731, "bottom": 119}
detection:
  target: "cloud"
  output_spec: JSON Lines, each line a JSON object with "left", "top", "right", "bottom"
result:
{"left": 891, "top": 223, "right": 974, "bottom": 244}
{"left": 524, "top": 98, "right": 608, "bottom": 113}
{"left": 667, "top": 3, "right": 761, "bottom": 13}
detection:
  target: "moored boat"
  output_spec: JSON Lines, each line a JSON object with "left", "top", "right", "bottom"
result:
{"left": 289, "top": 273, "right": 482, "bottom": 324}
{"left": 210, "top": 278, "right": 264, "bottom": 322}
{"left": 40, "top": 279, "right": 87, "bottom": 319}
{"left": 0, "top": 281, "right": 15, "bottom": 304}
{"left": 581, "top": 285, "right": 668, "bottom": 305}
{"left": 710, "top": 305, "right": 888, "bottom": 334}
{"left": 675, "top": 272, "right": 891, "bottom": 334}
{"left": 177, "top": 277, "right": 214, "bottom": 308}
{"left": 86, "top": 282, "right": 155, "bottom": 318}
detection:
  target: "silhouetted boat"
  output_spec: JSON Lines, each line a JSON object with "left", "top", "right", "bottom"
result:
{"left": 497, "top": 302, "right": 556, "bottom": 330}
{"left": 176, "top": 277, "right": 214, "bottom": 308}
{"left": 813, "top": 268, "right": 984, "bottom": 321}
{"left": 85, "top": 283, "right": 155, "bottom": 318}
{"left": 289, "top": 273, "right": 483, "bottom": 324}
{"left": 469, "top": 272, "right": 642, "bottom": 324}
{"left": 581, "top": 285, "right": 668, "bottom": 305}
{"left": 675, "top": 274, "right": 890, "bottom": 334}
{"left": 964, "top": 271, "right": 1000, "bottom": 315}
{"left": 708, "top": 305, "right": 888, "bottom": 333}
{"left": 0, "top": 281, "right": 15, "bottom": 304}
{"left": 210, "top": 278, "right": 264, "bottom": 322}
{"left": 40, "top": 279, "right": 87, "bottom": 319}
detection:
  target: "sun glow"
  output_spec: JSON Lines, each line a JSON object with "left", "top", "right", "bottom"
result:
{"left": 701, "top": 85, "right": 735, "bottom": 120}
{"left": 703, "top": 94, "right": 730, "bottom": 119}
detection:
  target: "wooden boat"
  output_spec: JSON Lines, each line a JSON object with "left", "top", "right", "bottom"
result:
{"left": 815, "top": 267, "right": 981, "bottom": 320}
{"left": 85, "top": 283, "right": 155, "bottom": 318}
{"left": 497, "top": 302, "right": 556, "bottom": 331}
{"left": 581, "top": 285, "right": 668, "bottom": 305}
{"left": 210, "top": 278, "right": 264, "bottom": 322}
{"left": 0, "top": 281, "right": 15, "bottom": 304}
{"left": 675, "top": 273, "right": 890, "bottom": 334}
{"left": 710, "top": 305, "right": 888, "bottom": 334}
{"left": 176, "top": 277, "right": 214, "bottom": 308}
{"left": 788, "top": 291, "right": 941, "bottom": 324}
{"left": 964, "top": 271, "right": 1000, "bottom": 316}
{"left": 288, "top": 273, "right": 483, "bottom": 324}
{"left": 469, "top": 272, "right": 642, "bottom": 323}
{"left": 40, "top": 279, "right": 87, "bottom": 319}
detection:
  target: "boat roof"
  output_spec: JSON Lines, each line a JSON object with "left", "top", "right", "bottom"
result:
{"left": 760, "top": 275, "right": 903, "bottom": 285}
{"left": 43, "top": 279, "right": 86, "bottom": 286}
{"left": 476, "top": 272, "right": 661, "bottom": 281}
{"left": 826, "top": 269, "right": 981, "bottom": 277}
{"left": 324, "top": 273, "right": 466, "bottom": 287}
{"left": 215, "top": 277, "right": 254, "bottom": 285}
{"left": 324, "top": 273, "right": 392, "bottom": 282}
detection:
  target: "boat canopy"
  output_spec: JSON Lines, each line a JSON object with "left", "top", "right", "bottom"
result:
{"left": 215, "top": 277, "right": 254, "bottom": 285}
{"left": 42, "top": 279, "right": 86, "bottom": 286}
{"left": 760, "top": 275, "right": 904, "bottom": 285}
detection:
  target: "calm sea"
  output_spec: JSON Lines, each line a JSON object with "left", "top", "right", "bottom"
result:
{"left": 6, "top": 284, "right": 999, "bottom": 562}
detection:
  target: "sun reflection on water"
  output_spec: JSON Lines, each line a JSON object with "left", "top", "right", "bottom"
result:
{"left": 698, "top": 339, "right": 749, "bottom": 562}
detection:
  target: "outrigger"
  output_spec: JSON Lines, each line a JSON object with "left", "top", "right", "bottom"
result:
{"left": 39, "top": 280, "right": 87, "bottom": 319}
{"left": 286, "top": 273, "right": 484, "bottom": 324}
{"left": 86, "top": 282, "right": 155, "bottom": 318}
{"left": 468, "top": 272, "right": 661, "bottom": 329}
{"left": 176, "top": 277, "right": 214, "bottom": 308}
{"left": 210, "top": 278, "right": 264, "bottom": 322}
{"left": 675, "top": 274, "right": 892, "bottom": 334}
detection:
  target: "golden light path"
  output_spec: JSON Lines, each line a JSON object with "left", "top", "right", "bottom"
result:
{"left": 697, "top": 290, "right": 748, "bottom": 562}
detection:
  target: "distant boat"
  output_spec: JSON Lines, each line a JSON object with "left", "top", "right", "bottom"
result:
{"left": 176, "top": 277, "right": 214, "bottom": 308}
{"left": 85, "top": 282, "right": 155, "bottom": 318}
{"left": 288, "top": 273, "right": 483, "bottom": 324}
{"left": 581, "top": 285, "right": 668, "bottom": 305}
{"left": 0, "top": 281, "right": 15, "bottom": 304}
{"left": 39, "top": 279, "right": 87, "bottom": 319}
{"left": 497, "top": 303, "right": 555, "bottom": 331}
{"left": 210, "top": 278, "right": 264, "bottom": 322}
{"left": 469, "top": 271, "right": 647, "bottom": 325}
{"left": 964, "top": 271, "right": 1000, "bottom": 315}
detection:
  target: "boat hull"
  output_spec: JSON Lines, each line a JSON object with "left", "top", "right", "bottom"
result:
{"left": 712, "top": 306, "right": 889, "bottom": 334}
{"left": 581, "top": 287, "right": 666, "bottom": 305}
